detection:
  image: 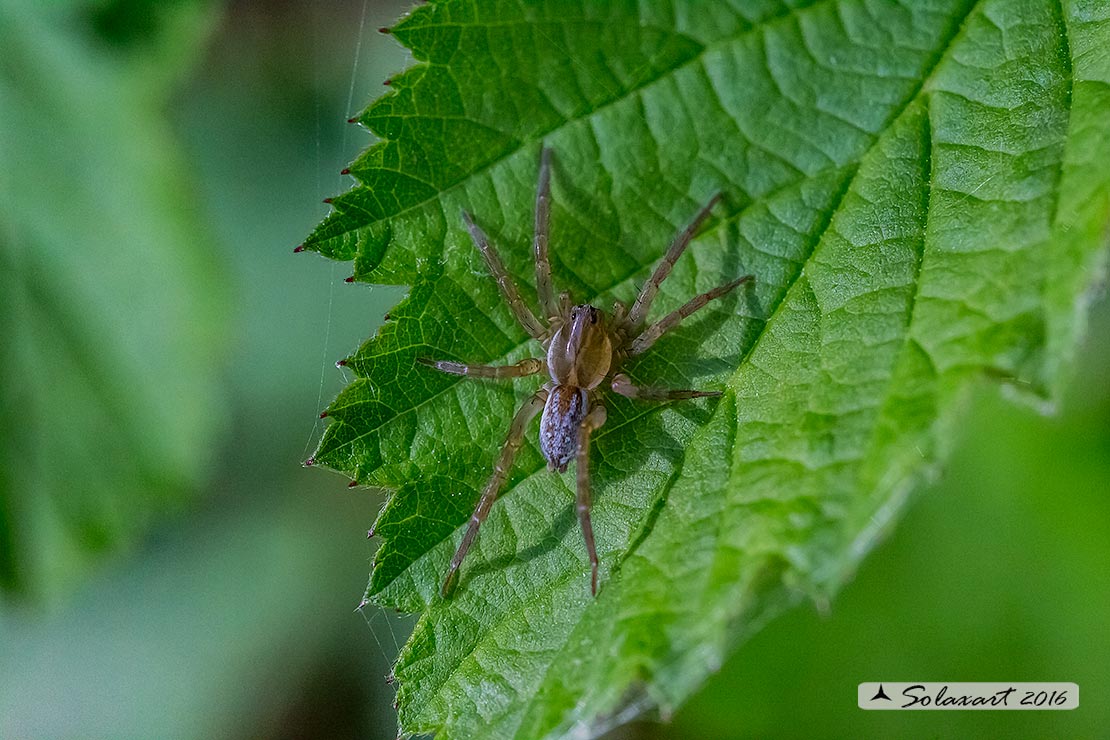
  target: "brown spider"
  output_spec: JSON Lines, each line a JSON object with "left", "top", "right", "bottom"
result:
{"left": 421, "top": 147, "right": 753, "bottom": 598}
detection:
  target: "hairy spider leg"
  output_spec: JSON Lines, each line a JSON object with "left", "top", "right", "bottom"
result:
{"left": 442, "top": 388, "right": 549, "bottom": 597}
{"left": 533, "top": 147, "right": 559, "bottom": 321}
{"left": 629, "top": 275, "right": 754, "bottom": 356}
{"left": 610, "top": 373, "right": 721, "bottom": 400}
{"left": 462, "top": 211, "right": 547, "bottom": 340}
{"left": 417, "top": 357, "right": 546, "bottom": 378}
{"left": 575, "top": 404, "right": 607, "bottom": 595}
{"left": 626, "top": 192, "right": 723, "bottom": 329}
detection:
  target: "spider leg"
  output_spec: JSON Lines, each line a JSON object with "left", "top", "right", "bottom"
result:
{"left": 626, "top": 193, "right": 722, "bottom": 329}
{"left": 629, "top": 275, "right": 753, "bottom": 356}
{"left": 575, "top": 404, "right": 607, "bottom": 596}
{"left": 418, "top": 357, "right": 545, "bottom": 379}
{"left": 462, "top": 211, "right": 547, "bottom": 340}
{"left": 442, "top": 388, "right": 549, "bottom": 597}
{"left": 533, "top": 147, "right": 559, "bottom": 321}
{"left": 611, "top": 373, "right": 721, "bottom": 400}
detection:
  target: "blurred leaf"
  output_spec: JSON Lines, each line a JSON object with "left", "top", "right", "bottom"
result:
{"left": 0, "top": 3, "right": 226, "bottom": 598}
{"left": 301, "top": 0, "right": 1110, "bottom": 737}
{"left": 83, "top": 0, "right": 220, "bottom": 95}
{"left": 0, "top": 480, "right": 389, "bottom": 739}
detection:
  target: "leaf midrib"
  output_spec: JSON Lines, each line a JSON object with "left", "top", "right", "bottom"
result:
{"left": 399, "top": 123, "right": 856, "bottom": 740}
{"left": 395, "top": 4, "right": 983, "bottom": 736}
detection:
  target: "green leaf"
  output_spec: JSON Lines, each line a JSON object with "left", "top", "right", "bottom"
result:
{"left": 303, "top": 0, "right": 1110, "bottom": 736}
{"left": 0, "top": 2, "right": 226, "bottom": 599}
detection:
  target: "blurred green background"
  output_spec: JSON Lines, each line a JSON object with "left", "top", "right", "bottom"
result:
{"left": 0, "top": 2, "right": 1107, "bottom": 738}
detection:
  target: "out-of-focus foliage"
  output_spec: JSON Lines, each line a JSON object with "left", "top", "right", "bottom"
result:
{"left": 0, "top": 486, "right": 390, "bottom": 738}
{"left": 300, "top": 1, "right": 1110, "bottom": 737}
{"left": 0, "top": 0, "right": 226, "bottom": 599}
{"left": 2, "top": 1, "right": 405, "bottom": 737}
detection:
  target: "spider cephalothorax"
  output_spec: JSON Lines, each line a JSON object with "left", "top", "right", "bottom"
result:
{"left": 420, "top": 148, "right": 753, "bottom": 597}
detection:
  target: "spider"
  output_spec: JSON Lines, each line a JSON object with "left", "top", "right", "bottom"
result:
{"left": 421, "top": 147, "right": 753, "bottom": 598}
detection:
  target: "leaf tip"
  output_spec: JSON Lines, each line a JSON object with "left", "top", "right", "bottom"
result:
{"left": 348, "top": 480, "right": 359, "bottom": 488}
{"left": 293, "top": 244, "right": 305, "bottom": 253}
{"left": 340, "top": 167, "right": 350, "bottom": 175}
{"left": 344, "top": 275, "right": 355, "bottom": 283}
{"left": 378, "top": 26, "right": 391, "bottom": 34}
{"left": 336, "top": 358, "right": 349, "bottom": 368}
{"left": 319, "top": 410, "right": 329, "bottom": 419}
{"left": 303, "top": 457, "right": 315, "bottom": 467}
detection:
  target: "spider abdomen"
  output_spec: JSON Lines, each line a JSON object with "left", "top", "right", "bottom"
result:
{"left": 539, "top": 385, "right": 588, "bottom": 473}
